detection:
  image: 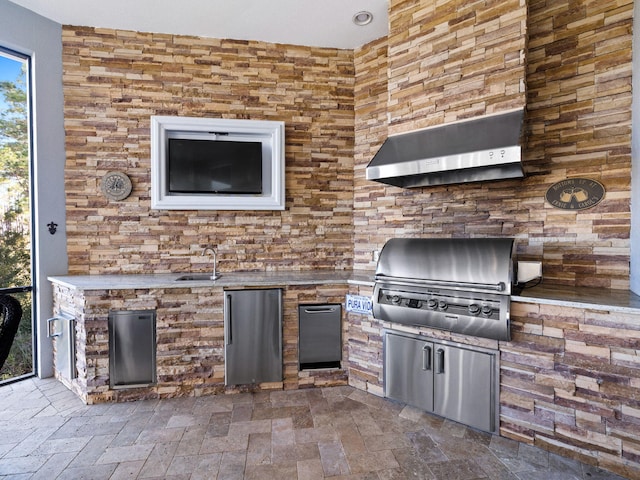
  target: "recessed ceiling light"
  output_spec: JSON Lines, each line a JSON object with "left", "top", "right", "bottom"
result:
{"left": 353, "top": 11, "right": 373, "bottom": 26}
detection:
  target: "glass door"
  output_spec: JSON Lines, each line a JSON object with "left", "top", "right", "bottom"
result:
{"left": 0, "top": 47, "right": 34, "bottom": 383}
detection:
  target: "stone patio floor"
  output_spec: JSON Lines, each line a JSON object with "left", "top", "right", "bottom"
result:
{"left": 0, "top": 377, "right": 629, "bottom": 479}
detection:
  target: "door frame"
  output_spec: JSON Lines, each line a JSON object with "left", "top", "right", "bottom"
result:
{"left": 0, "top": 46, "right": 36, "bottom": 383}
{"left": 1, "top": 2, "right": 68, "bottom": 379}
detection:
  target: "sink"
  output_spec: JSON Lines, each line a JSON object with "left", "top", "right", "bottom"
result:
{"left": 175, "top": 274, "right": 222, "bottom": 281}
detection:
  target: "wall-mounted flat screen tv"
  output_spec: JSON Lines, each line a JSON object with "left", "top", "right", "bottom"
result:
{"left": 167, "top": 138, "right": 263, "bottom": 194}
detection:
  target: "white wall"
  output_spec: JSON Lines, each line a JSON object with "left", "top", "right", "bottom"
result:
{"left": 0, "top": 0, "right": 67, "bottom": 377}
{"left": 632, "top": 0, "right": 640, "bottom": 296}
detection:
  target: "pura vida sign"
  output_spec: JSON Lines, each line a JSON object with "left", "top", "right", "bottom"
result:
{"left": 545, "top": 178, "right": 605, "bottom": 210}
{"left": 345, "top": 295, "right": 373, "bottom": 315}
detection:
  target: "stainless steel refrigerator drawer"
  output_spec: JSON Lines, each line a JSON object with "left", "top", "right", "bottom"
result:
{"left": 298, "top": 304, "right": 342, "bottom": 370}
{"left": 224, "top": 288, "right": 283, "bottom": 386}
{"left": 108, "top": 310, "right": 156, "bottom": 389}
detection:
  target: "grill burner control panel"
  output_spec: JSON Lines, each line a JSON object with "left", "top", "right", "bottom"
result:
{"left": 380, "top": 290, "right": 500, "bottom": 320}
{"left": 372, "top": 284, "right": 511, "bottom": 341}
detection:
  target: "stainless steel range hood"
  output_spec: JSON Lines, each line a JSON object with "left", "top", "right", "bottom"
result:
{"left": 366, "top": 109, "right": 525, "bottom": 188}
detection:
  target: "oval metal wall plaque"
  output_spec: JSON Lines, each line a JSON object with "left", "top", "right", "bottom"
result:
{"left": 545, "top": 178, "right": 605, "bottom": 210}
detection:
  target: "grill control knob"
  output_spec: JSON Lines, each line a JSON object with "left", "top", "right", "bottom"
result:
{"left": 391, "top": 295, "right": 402, "bottom": 305}
{"left": 481, "top": 305, "right": 493, "bottom": 316}
{"left": 427, "top": 299, "right": 438, "bottom": 310}
{"left": 437, "top": 300, "right": 448, "bottom": 311}
{"left": 468, "top": 304, "right": 481, "bottom": 316}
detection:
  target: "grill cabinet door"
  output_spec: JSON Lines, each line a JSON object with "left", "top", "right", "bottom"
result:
{"left": 433, "top": 344, "right": 495, "bottom": 432}
{"left": 384, "top": 332, "right": 433, "bottom": 412}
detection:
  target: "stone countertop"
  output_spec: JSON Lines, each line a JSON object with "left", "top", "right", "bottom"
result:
{"left": 48, "top": 270, "right": 373, "bottom": 291}
{"left": 48, "top": 272, "right": 640, "bottom": 314}
{"left": 512, "top": 283, "right": 640, "bottom": 314}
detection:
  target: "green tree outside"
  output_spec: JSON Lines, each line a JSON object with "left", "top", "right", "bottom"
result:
{"left": 0, "top": 63, "right": 33, "bottom": 381}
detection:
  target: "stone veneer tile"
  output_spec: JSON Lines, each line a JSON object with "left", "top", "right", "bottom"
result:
{"left": 353, "top": 0, "right": 632, "bottom": 289}
{"left": 62, "top": 27, "right": 354, "bottom": 276}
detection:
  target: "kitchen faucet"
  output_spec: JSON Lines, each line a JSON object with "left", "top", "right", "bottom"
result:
{"left": 201, "top": 247, "right": 220, "bottom": 280}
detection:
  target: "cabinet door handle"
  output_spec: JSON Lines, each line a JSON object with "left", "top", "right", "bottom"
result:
{"left": 304, "top": 307, "right": 335, "bottom": 314}
{"left": 47, "top": 317, "right": 62, "bottom": 337}
{"left": 436, "top": 348, "right": 445, "bottom": 374}
{"left": 422, "top": 345, "right": 431, "bottom": 371}
{"left": 226, "top": 293, "right": 233, "bottom": 345}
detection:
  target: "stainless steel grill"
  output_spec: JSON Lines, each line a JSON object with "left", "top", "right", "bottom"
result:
{"left": 372, "top": 238, "right": 514, "bottom": 341}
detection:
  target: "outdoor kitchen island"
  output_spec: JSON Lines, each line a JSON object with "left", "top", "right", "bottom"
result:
{"left": 49, "top": 273, "right": 640, "bottom": 477}
{"left": 48, "top": 271, "right": 371, "bottom": 404}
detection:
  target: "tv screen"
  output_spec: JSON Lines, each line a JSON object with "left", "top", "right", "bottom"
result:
{"left": 168, "top": 138, "right": 263, "bottom": 194}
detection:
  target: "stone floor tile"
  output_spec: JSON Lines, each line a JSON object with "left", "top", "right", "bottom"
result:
{"left": 231, "top": 404, "right": 254, "bottom": 423}
{"left": 0, "top": 454, "right": 49, "bottom": 476}
{"left": 244, "top": 462, "right": 298, "bottom": 480}
{"left": 246, "top": 431, "right": 272, "bottom": 466}
{"left": 167, "top": 412, "right": 210, "bottom": 428}
{"left": 271, "top": 443, "right": 306, "bottom": 465}
{"left": 428, "top": 458, "right": 490, "bottom": 480}
{"left": 297, "top": 457, "right": 325, "bottom": 480}
{"left": 218, "top": 450, "right": 247, "bottom": 480}
{"left": 36, "top": 434, "right": 92, "bottom": 455}
{"left": 548, "top": 452, "right": 586, "bottom": 475}
{"left": 318, "top": 439, "right": 350, "bottom": 476}
{"left": 95, "top": 443, "right": 155, "bottom": 465}
{"left": 407, "top": 430, "right": 448, "bottom": 463}
{"left": 55, "top": 463, "right": 118, "bottom": 480}
{"left": 3, "top": 427, "right": 58, "bottom": 458}
{"left": 270, "top": 389, "right": 310, "bottom": 407}
{"left": 351, "top": 411, "right": 384, "bottom": 436}
{"left": 362, "top": 432, "right": 411, "bottom": 452}
{"left": 108, "top": 460, "right": 145, "bottom": 480}
{"left": 199, "top": 432, "right": 249, "bottom": 454}
{"left": 516, "top": 469, "right": 582, "bottom": 480}
{"left": 271, "top": 417, "right": 294, "bottom": 446}
{"left": 488, "top": 433, "right": 521, "bottom": 458}
{"left": 390, "top": 447, "right": 437, "bottom": 479}
{"left": 294, "top": 425, "right": 339, "bottom": 444}
{"left": 347, "top": 449, "right": 400, "bottom": 474}
{"left": 66, "top": 434, "right": 116, "bottom": 468}
{"left": 110, "top": 424, "right": 147, "bottom": 447}
{"left": 136, "top": 426, "right": 185, "bottom": 445}
{"left": 339, "top": 430, "right": 367, "bottom": 456}
{"left": 227, "top": 419, "right": 271, "bottom": 436}
{"left": 30, "top": 452, "right": 77, "bottom": 480}
{"left": 174, "top": 426, "right": 207, "bottom": 456}
{"left": 137, "top": 441, "right": 179, "bottom": 478}
{"left": 0, "top": 428, "right": 31, "bottom": 446}
{"left": 205, "top": 411, "right": 231, "bottom": 431}
{"left": 167, "top": 452, "right": 222, "bottom": 478}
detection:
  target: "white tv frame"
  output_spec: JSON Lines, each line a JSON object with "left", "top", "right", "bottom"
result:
{"left": 151, "top": 116, "right": 285, "bottom": 210}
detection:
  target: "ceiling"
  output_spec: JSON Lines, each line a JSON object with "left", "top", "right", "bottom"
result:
{"left": 7, "top": 0, "right": 389, "bottom": 49}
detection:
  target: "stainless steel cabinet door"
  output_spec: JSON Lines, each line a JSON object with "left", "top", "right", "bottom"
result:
{"left": 433, "top": 344, "right": 494, "bottom": 432}
{"left": 224, "top": 289, "right": 283, "bottom": 386}
{"left": 384, "top": 332, "right": 434, "bottom": 412}
{"left": 108, "top": 310, "right": 156, "bottom": 388}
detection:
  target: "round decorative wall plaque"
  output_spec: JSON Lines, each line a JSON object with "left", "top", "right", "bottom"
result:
{"left": 101, "top": 171, "right": 132, "bottom": 201}
{"left": 545, "top": 178, "right": 605, "bottom": 210}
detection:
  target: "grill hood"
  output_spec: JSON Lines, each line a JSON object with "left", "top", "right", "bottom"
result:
{"left": 366, "top": 109, "right": 525, "bottom": 188}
